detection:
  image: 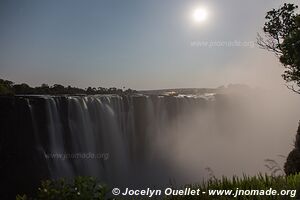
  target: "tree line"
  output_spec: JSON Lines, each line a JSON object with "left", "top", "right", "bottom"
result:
{"left": 0, "top": 79, "right": 137, "bottom": 95}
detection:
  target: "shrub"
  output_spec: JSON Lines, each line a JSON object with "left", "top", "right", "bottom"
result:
{"left": 16, "top": 177, "right": 107, "bottom": 200}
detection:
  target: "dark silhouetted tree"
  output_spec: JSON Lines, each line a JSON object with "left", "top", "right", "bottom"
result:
{"left": 86, "top": 87, "right": 96, "bottom": 95}
{"left": 260, "top": 4, "right": 300, "bottom": 176}
{"left": 0, "top": 79, "right": 14, "bottom": 95}
{"left": 52, "top": 84, "right": 65, "bottom": 94}
{"left": 258, "top": 3, "right": 300, "bottom": 93}
{"left": 13, "top": 83, "right": 33, "bottom": 94}
{"left": 0, "top": 78, "right": 137, "bottom": 95}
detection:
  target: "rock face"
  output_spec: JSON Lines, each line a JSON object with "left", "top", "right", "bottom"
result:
{"left": 284, "top": 121, "right": 300, "bottom": 175}
{"left": 0, "top": 96, "right": 51, "bottom": 199}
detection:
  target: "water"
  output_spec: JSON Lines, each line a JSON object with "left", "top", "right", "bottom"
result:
{"left": 26, "top": 95, "right": 209, "bottom": 187}
{"left": 25, "top": 92, "right": 300, "bottom": 187}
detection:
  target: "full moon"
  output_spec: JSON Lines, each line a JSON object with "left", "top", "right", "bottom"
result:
{"left": 193, "top": 7, "right": 208, "bottom": 23}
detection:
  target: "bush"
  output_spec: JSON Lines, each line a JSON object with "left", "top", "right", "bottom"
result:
{"left": 16, "top": 177, "right": 107, "bottom": 200}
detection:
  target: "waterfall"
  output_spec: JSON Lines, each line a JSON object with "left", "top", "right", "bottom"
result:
{"left": 26, "top": 94, "right": 209, "bottom": 186}
{"left": 2, "top": 91, "right": 300, "bottom": 199}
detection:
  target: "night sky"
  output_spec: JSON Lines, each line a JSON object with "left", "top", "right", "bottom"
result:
{"left": 0, "top": 0, "right": 299, "bottom": 89}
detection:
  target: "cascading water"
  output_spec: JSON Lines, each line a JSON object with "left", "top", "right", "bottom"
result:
{"left": 26, "top": 94, "right": 209, "bottom": 187}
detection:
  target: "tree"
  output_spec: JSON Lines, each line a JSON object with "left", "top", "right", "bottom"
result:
{"left": 13, "top": 83, "right": 32, "bottom": 94}
{"left": 0, "top": 79, "right": 14, "bottom": 95}
{"left": 258, "top": 3, "right": 300, "bottom": 93}
{"left": 86, "top": 87, "right": 96, "bottom": 95}
{"left": 34, "top": 84, "right": 50, "bottom": 94}
{"left": 0, "top": 84, "right": 13, "bottom": 95}
{"left": 260, "top": 4, "right": 300, "bottom": 176}
{"left": 280, "top": 16, "right": 300, "bottom": 93}
{"left": 0, "top": 78, "right": 137, "bottom": 95}
{"left": 52, "top": 84, "right": 65, "bottom": 94}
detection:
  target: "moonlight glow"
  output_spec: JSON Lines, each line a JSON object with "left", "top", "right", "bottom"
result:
{"left": 193, "top": 7, "right": 208, "bottom": 23}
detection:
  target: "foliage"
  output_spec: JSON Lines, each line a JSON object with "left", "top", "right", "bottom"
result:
{"left": 0, "top": 79, "right": 14, "bottom": 95}
{"left": 16, "top": 177, "right": 107, "bottom": 200}
{"left": 280, "top": 15, "right": 300, "bottom": 93}
{"left": 258, "top": 3, "right": 300, "bottom": 93}
{"left": 168, "top": 173, "right": 300, "bottom": 200}
{"left": 0, "top": 78, "right": 137, "bottom": 95}
{"left": 17, "top": 174, "right": 300, "bottom": 200}
{"left": 285, "top": 122, "right": 300, "bottom": 175}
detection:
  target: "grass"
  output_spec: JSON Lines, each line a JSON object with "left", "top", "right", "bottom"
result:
{"left": 170, "top": 173, "right": 300, "bottom": 199}
{"left": 17, "top": 174, "right": 300, "bottom": 200}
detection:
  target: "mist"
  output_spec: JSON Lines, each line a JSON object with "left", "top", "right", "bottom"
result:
{"left": 133, "top": 86, "right": 300, "bottom": 186}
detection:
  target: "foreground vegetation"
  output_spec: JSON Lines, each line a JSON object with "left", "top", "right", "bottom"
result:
{"left": 173, "top": 174, "right": 300, "bottom": 200}
{"left": 16, "top": 177, "right": 107, "bottom": 200}
{"left": 16, "top": 174, "right": 300, "bottom": 200}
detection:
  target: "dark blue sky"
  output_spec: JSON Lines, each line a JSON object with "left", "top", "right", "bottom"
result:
{"left": 0, "top": 0, "right": 298, "bottom": 89}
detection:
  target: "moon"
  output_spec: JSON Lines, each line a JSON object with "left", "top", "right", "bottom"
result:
{"left": 193, "top": 7, "right": 208, "bottom": 23}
